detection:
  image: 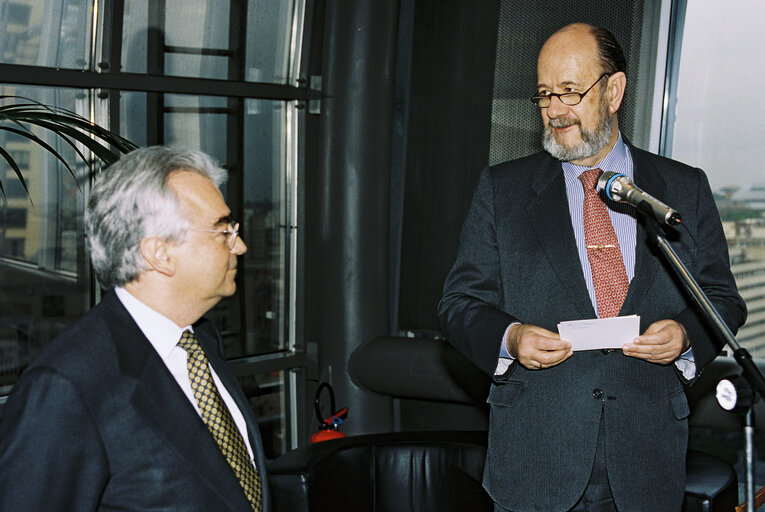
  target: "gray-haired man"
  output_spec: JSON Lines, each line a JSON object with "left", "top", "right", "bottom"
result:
{"left": 0, "top": 146, "right": 269, "bottom": 511}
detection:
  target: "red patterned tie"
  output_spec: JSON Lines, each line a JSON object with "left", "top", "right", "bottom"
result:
{"left": 579, "top": 169, "right": 629, "bottom": 318}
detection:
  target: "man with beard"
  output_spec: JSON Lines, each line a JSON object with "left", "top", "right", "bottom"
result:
{"left": 439, "top": 23, "right": 745, "bottom": 512}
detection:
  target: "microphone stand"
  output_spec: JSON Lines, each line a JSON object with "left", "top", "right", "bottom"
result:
{"left": 639, "top": 201, "right": 765, "bottom": 511}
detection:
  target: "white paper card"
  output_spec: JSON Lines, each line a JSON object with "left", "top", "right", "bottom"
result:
{"left": 557, "top": 315, "right": 640, "bottom": 351}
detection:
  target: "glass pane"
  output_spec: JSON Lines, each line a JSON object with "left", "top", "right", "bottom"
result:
{"left": 0, "top": 0, "right": 92, "bottom": 69}
{"left": 242, "top": 99, "right": 289, "bottom": 356}
{"left": 0, "top": 85, "right": 91, "bottom": 394}
{"left": 236, "top": 369, "right": 288, "bottom": 458}
{"left": 670, "top": 0, "right": 765, "bottom": 356}
{"left": 121, "top": 0, "right": 295, "bottom": 83}
{"left": 244, "top": 0, "right": 296, "bottom": 84}
{"left": 164, "top": 95, "right": 228, "bottom": 161}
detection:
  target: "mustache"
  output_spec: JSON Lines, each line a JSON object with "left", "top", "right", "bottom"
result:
{"left": 548, "top": 118, "right": 580, "bottom": 129}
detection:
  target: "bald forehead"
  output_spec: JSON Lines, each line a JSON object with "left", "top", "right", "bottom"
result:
{"left": 537, "top": 24, "right": 601, "bottom": 87}
{"left": 539, "top": 24, "right": 598, "bottom": 66}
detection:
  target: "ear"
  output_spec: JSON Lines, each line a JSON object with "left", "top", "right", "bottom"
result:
{"left": 139, "top": 237, "right": 176, "bottom": 277}
{"left": 606, "top": 71, "right": 626, "bottom": 114}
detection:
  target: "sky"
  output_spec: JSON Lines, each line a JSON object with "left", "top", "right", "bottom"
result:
{"left": 670, "top": 0, "right": 765, "bottom": 192}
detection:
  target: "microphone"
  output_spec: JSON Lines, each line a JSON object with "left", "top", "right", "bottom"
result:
{"left": 597, "top": 171, "right": 682, "bottom": 226}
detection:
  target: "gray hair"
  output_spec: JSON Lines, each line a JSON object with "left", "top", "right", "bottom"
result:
{"left": 85, "top": 146, "right": 227, "bottom": 289}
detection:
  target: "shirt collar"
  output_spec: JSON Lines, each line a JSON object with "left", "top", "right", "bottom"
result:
{"left": 114, "top": 287, "right": 192, "bottom": 360}
{"left": 561, "top": 131, "right": 632, "bottom": 180}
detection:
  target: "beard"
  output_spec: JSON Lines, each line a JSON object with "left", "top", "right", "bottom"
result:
{"left": 542, "top": 93, "right": 613, "bottom": 162}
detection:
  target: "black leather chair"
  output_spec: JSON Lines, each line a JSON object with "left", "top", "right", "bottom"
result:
{"left": 268, "top": 430, "right": 738, "bottom": 512}
{"left": 268, "top": 431, "right": 492, "bottom": 512}
{"left": 684, "top": 449, "right": 739, "bottom": 512}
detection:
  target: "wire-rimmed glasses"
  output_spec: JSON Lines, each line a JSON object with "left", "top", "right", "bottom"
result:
{"left": 191, "top": 222, "right": 240, "bottom": 251}
{"left": 530, "top": 73, "right": 610, "bottom": 108}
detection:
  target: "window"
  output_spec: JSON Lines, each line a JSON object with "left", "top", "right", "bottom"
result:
{"left": 665, "top": 0, "right": 765, "bottom": 357}
{"left": 120, "top": 0, "right": 295, "bottom": 84}
{"left": 0, "top": 86, "right": 87, "bottom": 274}
{"left": 665, "top": 0, "right": 765, "bottom": 494}
{"left": 0, "top": 0, "right": 308, "bottom": 458}
{"left": 0, "top": 0, "right": 92, "bottom": 68}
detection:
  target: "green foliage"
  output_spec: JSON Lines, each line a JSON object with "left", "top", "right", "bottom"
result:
{"left": 0, "top": 95, "right": 138, "bottom": 201}
{"left": 719, "top": 207, "right": 764, "bottom": 222}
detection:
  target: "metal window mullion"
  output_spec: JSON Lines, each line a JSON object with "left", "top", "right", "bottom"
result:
{"left": 99, "top": 0, "right": 125, "bottom": 74}
{"left": 288, "top": 0, "right": 307, "bottom": 86}
{"left": 285, "top": 101, "right": 301, "bottom": 451}
{"left": 164, "top": 106, "right": 232, "bottom": 114}
{"left": 0, "top": 64, "right": 308, "bottom": 101}
{"left": 164, "top": 45, "right": 235, "bottom": 57}
{"left": 226, "top": 351, "right": 306, "bottom": 378}
{"left": 286, "top": 0, "right": 307, "bottom": 451}
{"left": 658, "top": 0, "right": 688, "bottom": 158}
{"left": 99, "top": 0, "right": 125, "bottom": 156}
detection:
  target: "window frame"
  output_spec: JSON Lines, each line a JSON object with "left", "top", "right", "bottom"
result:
{"left": 0, "top": 0, "right": 313, "bottom": 454}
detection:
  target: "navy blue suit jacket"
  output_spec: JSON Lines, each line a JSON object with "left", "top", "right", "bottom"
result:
{"left": 439, "top": 145, "right": 746, "bottom": 512}
{"left": 0, "top": 291, "right": 270, "bottom": 511}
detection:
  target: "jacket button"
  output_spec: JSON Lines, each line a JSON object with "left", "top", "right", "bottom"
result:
{"left": 592, "top": 389, "right": 603, "bottom": 399}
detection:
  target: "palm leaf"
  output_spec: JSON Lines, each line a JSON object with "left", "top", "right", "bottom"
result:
{"left": 0, "top": 95, "right": 138, "bottom": 202}
{"left": 0, "top": 125, "right": 77, "bottom": 182}
{"left": 0, "top": 145, "right": 29, "bottom": 205}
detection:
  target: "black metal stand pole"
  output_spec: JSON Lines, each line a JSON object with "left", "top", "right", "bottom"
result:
{"left": 745, "top": 408, "right": 756, "bottom": 512}
{"left": 639, "top": 203, "right": 765, "bottom": 397}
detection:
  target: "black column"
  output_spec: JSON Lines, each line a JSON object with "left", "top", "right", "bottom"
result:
{"left": 313, "top": 0, "right": 401, "bottom": 434}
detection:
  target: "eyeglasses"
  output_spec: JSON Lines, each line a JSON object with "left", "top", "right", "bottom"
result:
{"left": 190, "top": 222, "right": 240, "bottom": 251}
{"left": 530, "top": 73, "right": 610, "bottom": 108}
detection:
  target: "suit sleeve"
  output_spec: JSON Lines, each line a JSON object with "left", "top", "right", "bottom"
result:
{"left": 0, "top": 368, "right": 108, "bottom": 512}
{"left": 438, "top": 167, "right": 518, "bottom": 376}
{"left": 673, "top": 168, "right": 747, "bottom": 373}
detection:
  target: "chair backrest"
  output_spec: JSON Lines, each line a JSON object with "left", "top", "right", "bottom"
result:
{"left": 267, "top": 430, "right": 493, "bottom": 512}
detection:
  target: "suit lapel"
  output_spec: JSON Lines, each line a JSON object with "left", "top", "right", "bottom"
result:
{"left": 620, "top": 145, "right": 667, "bottom": 315}
{"left": 194, "top": 321, "right": 270, "bottom": 481}
{"left": 102, "top": 294, "right": 253, "bottom": 511}
{"left": 526, "top": 157, "right": 596, "bottom": 318}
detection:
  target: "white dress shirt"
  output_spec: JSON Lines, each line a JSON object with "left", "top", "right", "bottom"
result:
{"left": 115, "top": 287, "right": 255, "bottom": 459}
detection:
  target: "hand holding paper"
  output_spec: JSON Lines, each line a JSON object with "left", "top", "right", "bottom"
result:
{"left": 622, "top": 318, "right": 689, "bottom": 365}
{"left": 506, "top": 323, "right": 572, "bottom": 370}
{"left": 557, "top": 315, "right": 640, "bottom": 351}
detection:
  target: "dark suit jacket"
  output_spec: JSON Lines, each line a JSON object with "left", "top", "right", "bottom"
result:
{"left": 0, "top": 291, "right": 270, "bottom": 511}
{"left": 438, "top": 145, "right": 746, "bottom": 512}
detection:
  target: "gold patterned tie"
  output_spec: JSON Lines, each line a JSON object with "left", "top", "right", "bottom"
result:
{"left": 579, "top": 169, "right": 630, "bottom": 318}
{"left": 178, "top": 330, "right": 262, "bottom": 511}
